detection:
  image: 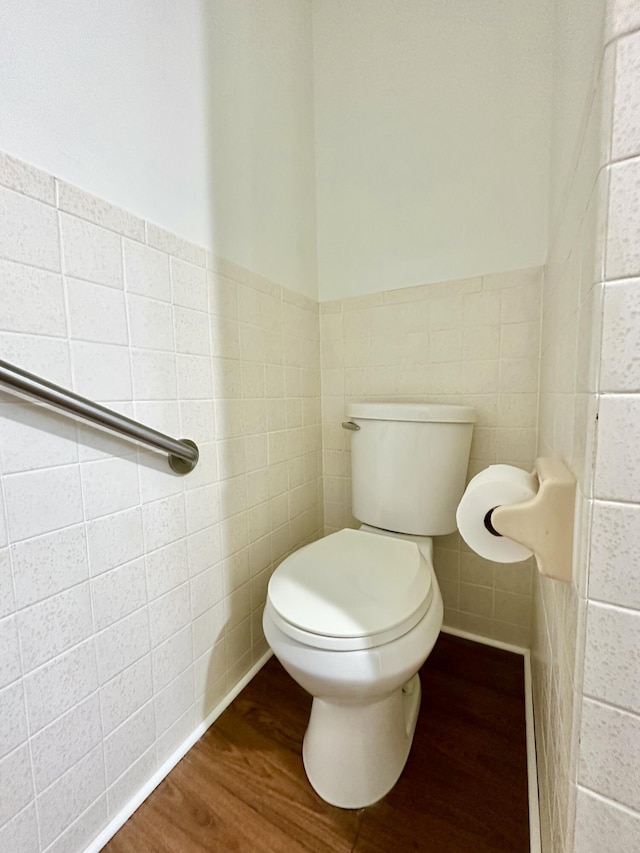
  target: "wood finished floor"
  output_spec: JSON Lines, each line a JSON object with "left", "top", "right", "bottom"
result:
{"left": 104, "top": 635, "right": 529, "bottom": 852}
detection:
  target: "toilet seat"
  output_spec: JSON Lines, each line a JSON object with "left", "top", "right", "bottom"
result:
{"left": 267, "top": 529, "right": 434, "bottom": 651}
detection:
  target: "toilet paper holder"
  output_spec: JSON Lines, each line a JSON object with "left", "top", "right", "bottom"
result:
{"left": 488, "top": 457, "right": 576, "bottom": 584}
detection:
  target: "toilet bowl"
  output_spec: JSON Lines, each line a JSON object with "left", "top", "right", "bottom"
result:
{"left": 263, "top": 527, "right": 443, "bottom": 808}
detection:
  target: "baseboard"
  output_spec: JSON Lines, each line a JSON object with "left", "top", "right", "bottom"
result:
{"left": 441, "top": 625, "right": 528, "bottom": 655}
{"left": 86, "top": 649, "right": 273, "bottom": 853}
{"left": 440, "top": 626, "right": 541, "bottom": 853}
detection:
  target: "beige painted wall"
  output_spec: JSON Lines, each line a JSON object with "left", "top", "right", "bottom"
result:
{"left": 313, "top": 0, "right": 553, "bottom": 301}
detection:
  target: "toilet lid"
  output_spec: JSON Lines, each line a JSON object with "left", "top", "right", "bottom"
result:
{"left": 267, "top": 529, "right": 432, "bottom": 649}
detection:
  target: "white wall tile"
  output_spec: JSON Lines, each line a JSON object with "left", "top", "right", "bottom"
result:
{"left": 156, "top": 707, "right": 195, "bottom": 768}
{"left": 154, "top": 666, "right": 195, "bottom": 736}
{"left": 583, "top": 602, "right": 640, "bottom": 712}
{"left": 151, "top": 625, "right": 192, "bottom": 691}
{"left": 185, "top": 484, "right": 219, "bottom": 536}
{"left": 146, "top": 223, "right": 205, "bottom": 268}
{"left": 606, "top": 157, "right": 640, "bottom": 280}
{"left": 141, "top": 494, "right": 186, "bottom": 553}
{"left": 70, "top": 341, "right": 132, "bottom": 402}
{"left": 148, "top": 583, "right": 190, "bottom": 647}
{"left": 187, "top": 525, "right": 221, "bottom": 577}
{"left": 0, "top": 681, "right": 28, "bottom": 759}
{"left": 607, "top": 0, "right": 640, "bottom": 40}
{"left": 3, "top": 465, "right": 83, "bottom": 542}
{"left": 81, "top": 454, "right": 140, "bottom": 520}
{"left": 190, "top": 565, "right": 224, "bottom": 620}
{"left": 171, "top": 257, "right": 208, "bottom": 311}
{"left": 57, "top": 181, "right": 144, "bottom": 241}
{"left": 95, "top": 608, "right": 150, "bottom": 685}
{"left": 131, "top": 349, "right": 177, "bottom": 401}
{"left": 595, "top": 394, "right": 640, "bottom": 501}
{"left": 17, "top": 582, "right": 93, "bottom": 673}
{"left": 0, "top": 151, "right": 55, "bottom": 203}
{"left": 66, "top": 278, "right": 128, "bottom": 345}
{"left": 574, "top": 787, "right": 640, "bottom": 853}
{"left": 24, "top": 639, "right": 97, "bottom": 733}
{"left": 192, "top": 603, "right": 226, "bottom": 660}
{"left": 37, "top": 745, "right": 105, "bottom": 849}
{"left": 123, "top": 239, "right": 171, "bottom": 301}
{"left": 0, "top": 616, "right": 22, "bottom": 687}
{"left": 100, "top": 654, "right": 153, "bottom": 737}
{"left": 579, "top": 698, "right": 640, "bottom": 812}
{"left": 601, "top": 279, "right": 640, "bottom": 391}
{"left": 590, "top": 500, "right": 640, "bottom": 609}
{"left": 30, "top": 692, "right": 102, "bottom": 793}
{"left": 127, "top": 294, "right": 175, "bottom": 351}
{"left": 0, "top": 401, "right": 79, "bottom": 475}
{"left": 500, "top": 279, "right": 541, "bottom": 324}
{"left": 91, "top": 558, "right": 147, "bottom": 632}
{"left": 176, "top": 354, "right": 213, "bottom": 399}
{"left": 145, "top": 539, "right": 189, "bottom": 600}
{"left": 45, "top": 795, "right": 107, "bottom": 853}
{"left": 0, "top": 185, "right": 60, "bottom": 271}
{"left": 0, "top": 744, "right": 34, "bottom": 824}
{"left": 0, "top": 259, "right": 66, "bottom": 336}
{"left": 103, "top": 701, "right": 155, "bottom": 786}
{"left": 0, "top": 802, "right": 39, "bottom": 853}
{"left": 60, "top": 213, "right": 123, "bottom": 288}
{"left": 174, "top": 306, "right": 210, "bottom": 356}
{"left": 86, "top": 507, "right": 143, "bottom": 577}
{"left": 0, "top": 331, "right": 71, "bottom": 388}
{"left": 612, "top": 29, "right": 640, "bottom": 159}
{"left": 106, "top": 748, "right": 155, "bottom": 820}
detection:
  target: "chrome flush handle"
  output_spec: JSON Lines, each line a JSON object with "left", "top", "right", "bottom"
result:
{"left": 341, "top": 421, "right": 360, "bottom": 431}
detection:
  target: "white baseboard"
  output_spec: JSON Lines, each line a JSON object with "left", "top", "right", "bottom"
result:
{"left": 440, "top": 626, "right": 541, "bottom": 853}
{"left": 86, "top": 649, "right": 273, "bottom": 853}
{"left": 440, "top": 624, "right": 528, "bottom": 655}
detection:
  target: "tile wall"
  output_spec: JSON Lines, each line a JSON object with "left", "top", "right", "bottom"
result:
{"left": 535, "top": 2, "right": 640, "bottom": 849}
{"left": 320, "top": 269, "right": 542, "bottom": 648}
{"left": 0, "top": 152, "right": 322, "bottom": 852}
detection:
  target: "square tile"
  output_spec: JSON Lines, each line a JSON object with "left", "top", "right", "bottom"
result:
{"left": 0, "top": 259, "right": 66, "bottom": 336}
{"left": 0, "top": 185, "right": 59, "bottom": 271}
{"left": 24, "top": 639, "right": 97, "bottom": 733}
{"left": 17, "top": 582, "right": 93, "bottom": 673}
{"left": 60, "top": 212, "right": 123, "bottom": 288}
{"left": 3, "top": 465, "right": 83, "bottom": 542}
{"left": 595, "top": 394, "right": 640, "bottom": 502}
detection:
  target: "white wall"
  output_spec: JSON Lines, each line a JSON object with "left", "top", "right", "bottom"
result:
{"left": 0, "top": 1, "right": 211, "bottom": 248}
{"left": 204, "top": 0, "right": 318, "bottom": 298}
{"left": 313, "top": 0, "right": 553, "bottom": 302}
{"left": 0, "top": 0, "right": 317, "bottom": 298}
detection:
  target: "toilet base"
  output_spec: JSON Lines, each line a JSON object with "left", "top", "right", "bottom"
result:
{"left": 302, "top": 673, "right": 422, "bottom": 808}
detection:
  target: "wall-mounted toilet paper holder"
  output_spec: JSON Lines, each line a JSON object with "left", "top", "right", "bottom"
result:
{"left": 489, "top": 457, "right": 576, "bottom": 584}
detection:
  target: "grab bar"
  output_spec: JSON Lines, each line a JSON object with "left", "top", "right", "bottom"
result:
{"left": 0, "top": 358, "right": 199, "bottom": 473}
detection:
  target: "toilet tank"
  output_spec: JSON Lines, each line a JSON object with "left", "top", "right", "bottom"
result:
{"left": 346, "top": 402, "right": 476, "bottom": 536}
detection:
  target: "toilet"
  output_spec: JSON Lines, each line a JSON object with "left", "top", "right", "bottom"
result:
{"left": 263, "top": 402, "right": 476, "bottom": 808}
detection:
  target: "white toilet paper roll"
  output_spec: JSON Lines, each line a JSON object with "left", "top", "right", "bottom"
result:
{"left": 456, "top": 464, "right": 537, "bottom": 563}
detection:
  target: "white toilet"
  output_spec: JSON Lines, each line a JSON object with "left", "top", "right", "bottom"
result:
{"left": 263, "top": 402, "right": 476, "bottom": 808}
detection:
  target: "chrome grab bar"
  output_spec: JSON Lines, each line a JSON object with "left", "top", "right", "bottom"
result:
{"left": 0, "top": 358, "right": 199, "bottom": 474}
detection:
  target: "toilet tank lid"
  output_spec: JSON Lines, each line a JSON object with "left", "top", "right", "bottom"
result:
{"left": 346, "top": 402, "right": 476, "bottom": 423}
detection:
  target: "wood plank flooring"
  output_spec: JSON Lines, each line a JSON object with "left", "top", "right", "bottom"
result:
{"left": 104, "top": 634, "right": 529, "bottom": 852}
